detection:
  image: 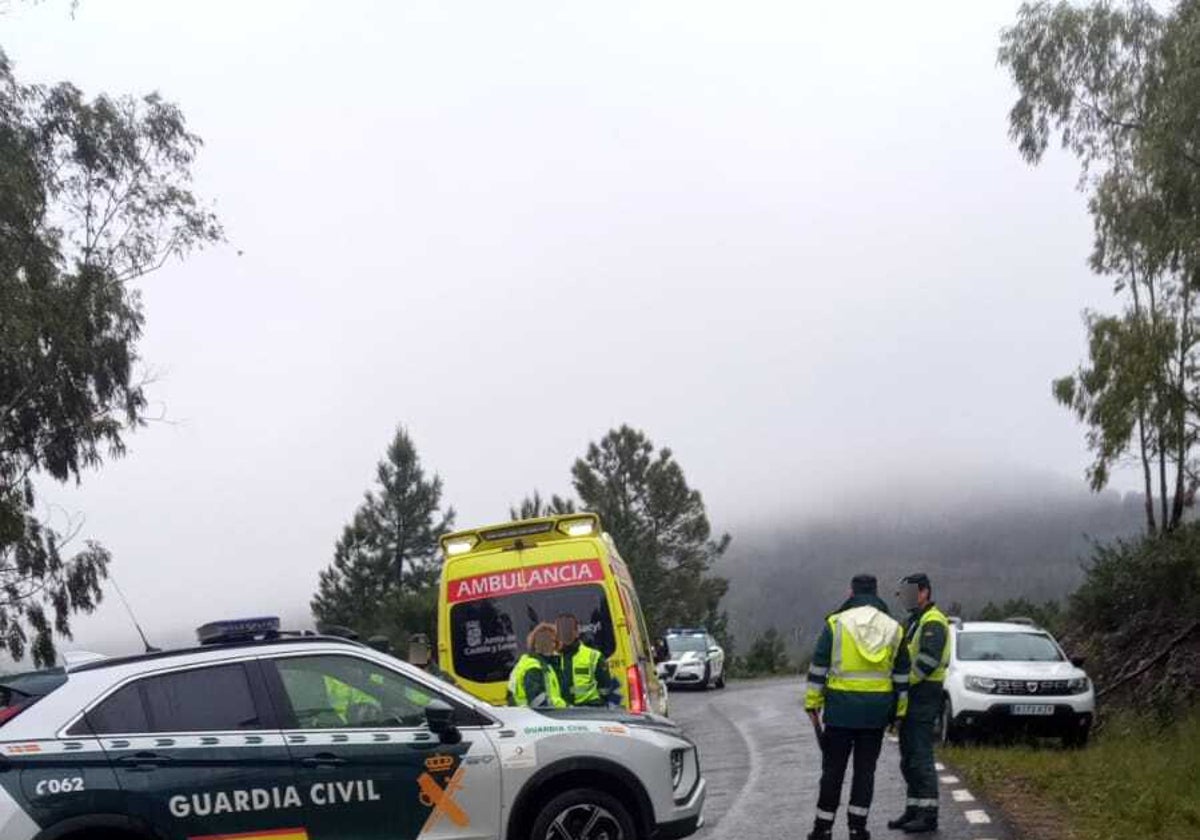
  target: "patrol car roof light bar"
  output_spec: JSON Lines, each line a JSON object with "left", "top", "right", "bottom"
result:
{"left": 197, "top": 616, "right": 282, "bottom": 645}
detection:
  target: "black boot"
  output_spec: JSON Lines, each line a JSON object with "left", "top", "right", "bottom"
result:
{"left": 887, "top": 808, "right": 915, "bottom": 829}
{"left": 849, "top": 827, "right": 872, "bottom": 840}
{"left": 806, "top": 822, "right": 833, "bottom": 840}
{"left": 899, "top": 808, "right": 938, "bottom": 833}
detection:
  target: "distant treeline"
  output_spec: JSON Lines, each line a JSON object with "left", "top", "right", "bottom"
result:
{"left": 718, "top": 482, "right": 1148, "bottom": 657}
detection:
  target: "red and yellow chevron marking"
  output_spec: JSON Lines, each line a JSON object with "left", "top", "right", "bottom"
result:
{"left": 191, "top": 828, "right": 309, "bottom": 840}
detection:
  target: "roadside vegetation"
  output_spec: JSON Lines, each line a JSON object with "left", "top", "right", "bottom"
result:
{"left": 945, "top": 712, "right": 1200, "bottom": 840}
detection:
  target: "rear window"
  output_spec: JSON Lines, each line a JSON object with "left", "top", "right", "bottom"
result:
{"left": 450, "top": 583, "right": 616, "bottom": 683}
{"left": 73, "top": 663, "right": 263, "bottom": 735}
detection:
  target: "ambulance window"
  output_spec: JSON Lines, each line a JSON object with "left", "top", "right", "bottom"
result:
{"left": 450, "top": 584, "right": 616, "bottom": 684}
{"left": 142, "top": 664, "right": 262, "bottom": 731}
{"left": 84, "top": 683, "right": 149, "bottom": 735}
{"left": 271, "top": 655, "right": 434, "bottom": 729}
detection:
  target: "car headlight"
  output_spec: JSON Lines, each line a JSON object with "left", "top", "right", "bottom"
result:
{"left": 964, "top": 675, "right": 997, "bottom": 693}
{"left": 670, "top": 748, "right": 685, "bottom": 788}
{"left": 1067, "top": 676, "right": 1090, "bottom": 694}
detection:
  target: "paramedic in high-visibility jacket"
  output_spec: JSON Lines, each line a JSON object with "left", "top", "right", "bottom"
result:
{"left": 554, "top": 613, "right": 622, "bottom": 707}
{"left": 804, "top": 574, "right": 911, "bottom": 840}
{"left": 507, "top": 622, "right": 568, "bottom": 709}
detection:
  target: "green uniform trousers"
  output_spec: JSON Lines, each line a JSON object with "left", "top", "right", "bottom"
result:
{"left": 898, "top": 682, "right": 942, "bottom": 810}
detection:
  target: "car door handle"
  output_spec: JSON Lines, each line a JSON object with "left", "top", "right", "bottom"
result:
{"left": 116, "top": 752, "right": 173, "bottom": 771}
{"left": 300, "top": 753, "right": 346, "bottom": 767}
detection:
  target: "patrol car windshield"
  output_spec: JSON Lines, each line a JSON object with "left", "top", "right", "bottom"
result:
{"left": 956, "top": 631, "right": 1063, "bottom": 662}
{"left": 450, "top": 584, "right": 616, "bottom": 683}
{"left": 667, "top": 635, "right": 708, "bottom": 654}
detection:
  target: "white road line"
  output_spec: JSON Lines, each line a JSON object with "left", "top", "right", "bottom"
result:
{"left": 934, "top": 761, "right": 945, "bottom": 771}
{"left": 964, "top": 809, "right": 992, "bottom": 824}
{"left": 951, "top": 789, "right": 975, "bottom": 802}
{"left": 939, "top": 774, "right": 960, "bottom": 784}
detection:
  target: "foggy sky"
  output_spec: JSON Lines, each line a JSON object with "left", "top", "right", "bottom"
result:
{"left": 1, "top": 1, "right": 1126, "bottom": 656}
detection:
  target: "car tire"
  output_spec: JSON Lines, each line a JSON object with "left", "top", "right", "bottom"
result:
{"left": 529, "top": 787, "right": 637, "bottom": 840}
{"left": 1062, "top": 725, "right": 1090, "bottom": 749}
{"left": 715, "top": 670, "right": 725, "bottom": 689}
{"left": 939, "top": 698, "right": 962, "bottom": 746}
{"left": 701, "top": 664, "right": 712, "bottom": 690}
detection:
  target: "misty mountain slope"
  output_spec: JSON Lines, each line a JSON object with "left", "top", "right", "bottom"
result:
{"left": 718, "top": 480, "right": 1147, "bottom": 655}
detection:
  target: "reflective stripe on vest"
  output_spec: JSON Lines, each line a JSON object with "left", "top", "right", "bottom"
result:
{"left": 907, "top": 605, "right": 951, "bottom": 684}
{"left": 827, "top": 610, "right": 904, "bottom": 694}
{"left": 508, "top": 654, "right": 566, "bottom": 707}
{"left": 565, "top": 644, "right": 603, "bottom": 705}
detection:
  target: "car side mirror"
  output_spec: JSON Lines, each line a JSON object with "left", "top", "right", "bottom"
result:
{"left": 707, "top": 647, "right": 720, "bottom": 656}
{"left": 424, "top": 700, "right": 461, "bottom": 745}
{"left": 1070, "top": 655, "right": 1086, "bottom": 668}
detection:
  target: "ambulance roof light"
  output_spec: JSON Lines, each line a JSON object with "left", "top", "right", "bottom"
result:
{"left": 444, "top": 537, "right": 477, "bottom": 556}
{"left": 197, "top": 616, "right": 281, "bottom": 645}
{"left": 560, "top": 517, "right": 596, "bottom": 537}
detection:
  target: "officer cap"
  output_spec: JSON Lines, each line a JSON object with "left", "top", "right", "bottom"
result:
{"left": 900, "top": 572, "right": 932, "bottom": 590}
{"left": 850, "top": 574, "right": 878, "bottom": 595}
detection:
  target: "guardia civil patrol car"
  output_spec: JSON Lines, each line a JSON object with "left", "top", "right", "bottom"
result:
{"left": 0, "top": 618, "right": 705, "bottom": 840}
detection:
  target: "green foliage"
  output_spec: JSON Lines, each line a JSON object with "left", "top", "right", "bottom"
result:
{"left": 570, "top": 425, "right": 730, "bottom": 641}
{"left": 1063, "top": 521, "right": 1200, "bottom": 714}
{"left": 945, "top": 710, "right": 1200, "bottom": 840}
{"left": 1000, "top": 1, "right": 1200, "bottom": 534}
{"left": 974, "top": 598, "right": 1065, "bottom": 636}
{"left": 739, "top": 627, "right": 791, "bottom": 677}
{"left": 0, "top": 49, "right": 221, "bottom": 665}
{"left": 1070, "top": 522, "right": 1200, "bottom": 635}
{"left": 508, "top": 490, "right": 576, "bottom": 521}
{"left": 311, "top": 428, "right": 454, "bottom": 641}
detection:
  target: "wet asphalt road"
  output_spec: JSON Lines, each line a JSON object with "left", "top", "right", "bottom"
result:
{"left": 669, "top": 678, "right": 1015, "bottom": 840}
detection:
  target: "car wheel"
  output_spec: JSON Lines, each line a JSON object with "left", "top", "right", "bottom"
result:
{"left": 1062, "top": 725, "right": 1090, "bottom": 749}
{"left": 939, "top": 698, "right": 961, "bottom": 746}
{"left": 701, "top": 664, "right": 712, "bottom": 690}
{"left": 530, "top": 787, "right": 636, "bottom": 840}
{"left": 715, "top": 669, "right": 726, "bottom": 689}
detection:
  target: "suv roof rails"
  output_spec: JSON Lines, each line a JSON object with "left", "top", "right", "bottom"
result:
{"left": 69, "top": 634, "right": 364, "bottom": 674}
{"left": 1004, "top": 616, "right": 1038, "bottom": 627}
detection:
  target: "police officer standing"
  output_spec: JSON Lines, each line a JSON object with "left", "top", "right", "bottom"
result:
{"left": 804, "top": 574, "right": 910, "bottom": 840}
{"left": 507, "top": 622, "right": 568, "bottom": 709}
{"left": 555, "top": 614, "right": 622, "bottom": 708}
{"left": 889, "top": 573, "right": 952, "bottom": 834}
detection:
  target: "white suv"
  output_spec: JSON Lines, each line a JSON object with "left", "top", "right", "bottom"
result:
{"left": 941, "top": 619, "right": 1095, "bottom": 747}
{"left": 0, "top": 617, "right": 706, "bottom": 840}
{"left": 657, "top": 629, "right": 725, "bottom": 690}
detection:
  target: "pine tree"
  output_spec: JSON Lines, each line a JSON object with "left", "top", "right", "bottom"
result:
{"left": 509, "top": 490, "right": 576, "bottom": 521}
{"left": 311, "top": 428, "right": 454, "bottom": 639}
{"left": 571, "top": 425, "right": 730, "bottom": 641}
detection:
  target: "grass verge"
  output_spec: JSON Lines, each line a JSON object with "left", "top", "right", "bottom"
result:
{"left": 942, "top": 712, "right": 1200, "bottom": 840}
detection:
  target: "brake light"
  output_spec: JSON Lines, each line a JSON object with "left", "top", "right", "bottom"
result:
{"left": 0, "top": 703, "right": 29, "bottom": 727}
{"left": 626, "top": 664, "right": 647, "bottom": 714}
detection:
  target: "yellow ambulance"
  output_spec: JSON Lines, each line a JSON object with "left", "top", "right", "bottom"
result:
{"left": 437, "top": 512, "right": 668, "bottom": 715}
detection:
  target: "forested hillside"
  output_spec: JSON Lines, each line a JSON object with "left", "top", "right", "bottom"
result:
{"left": 719, "top": 477, "right": 1146, "bottom": 656}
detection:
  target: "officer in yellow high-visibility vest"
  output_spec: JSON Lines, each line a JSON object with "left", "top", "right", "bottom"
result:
{"left": 888, "top": 573, "right": 951, "bottom": 834}
{"left": 507, "top": 622, "right": 567, "bottom": 709}
{"left": 554, "top": 614, "right": 621, "bottom": 708}
{"left": 804, "top": 574, "right": 911, "bottom": 840}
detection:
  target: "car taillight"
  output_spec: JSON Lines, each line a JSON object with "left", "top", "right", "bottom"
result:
{"left": 0, "top": 703, "right": 29, "bottom": 727}
{"left": 627, "top": 664, "right": 647, "bottom": 714}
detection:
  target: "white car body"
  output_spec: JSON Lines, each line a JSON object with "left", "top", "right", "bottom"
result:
{"left": 942, "top": 620, "right": 1095, "bottom": 746}
{"left": 658, "top": 631, "right": 725, "bottom": 690}
{"left": 0, "top": 633, "right": 706, "bottom": 840}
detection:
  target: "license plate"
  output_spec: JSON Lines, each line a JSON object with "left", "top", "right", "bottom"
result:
{"left": 1011, "top": 704, "right": 1054, "bottom": 716}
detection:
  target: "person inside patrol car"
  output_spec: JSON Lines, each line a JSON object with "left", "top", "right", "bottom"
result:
{"left": 888, "top": 572, "right": 951, "bottom": 834}
{"left": 554, "top": 613, "right": 621, "bottom": 708}
{"left": 804, "top": 574, "right": 910, "bottom": 840}
{"left": 507, "top": 622, "right": 568, "bottom": 708}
